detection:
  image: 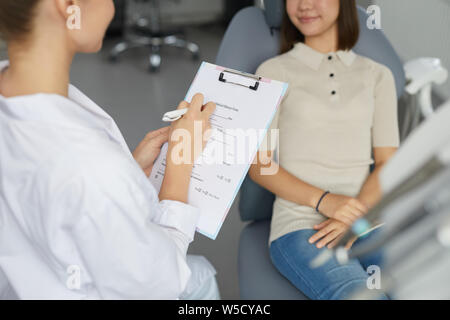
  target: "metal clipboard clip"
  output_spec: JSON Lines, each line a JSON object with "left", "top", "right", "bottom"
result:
{"left": 218, "top": 69, "right": 261, "bottom": 91}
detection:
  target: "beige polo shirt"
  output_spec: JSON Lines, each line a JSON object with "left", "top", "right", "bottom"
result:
{"left": 256, "top": 42, "right": 400, "bottom": 244}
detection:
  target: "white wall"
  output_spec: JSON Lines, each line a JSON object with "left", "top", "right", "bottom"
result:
{"left": 128, "top": 0, "right": 224, "bottom": 26}
{"left": 372, "top": 0, "right": 450, "bottom": 100}
{"left": 161, "top": 0, "right": 224, "bottom": 24}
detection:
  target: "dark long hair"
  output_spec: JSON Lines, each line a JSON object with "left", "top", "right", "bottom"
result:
{"left": 280, "top": 0, "right": 360, "bottom": 54}
{"left": 0, "top": 0, "right": 41, "bottom": 41}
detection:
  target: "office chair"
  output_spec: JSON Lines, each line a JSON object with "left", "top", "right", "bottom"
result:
{"left": 215, "top": 0, "right": 407, "bottom": 300}
{"left": 109, "top": 0, "right": 200, "bottom": 72}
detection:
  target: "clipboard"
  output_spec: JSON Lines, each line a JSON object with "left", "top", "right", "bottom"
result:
{"left": 149, "top": 62, "right": 288, "bottom": 239}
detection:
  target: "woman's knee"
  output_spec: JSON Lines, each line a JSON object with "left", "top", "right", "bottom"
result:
{"left": 269, "top": 230, "right": 379, "bottom": 300}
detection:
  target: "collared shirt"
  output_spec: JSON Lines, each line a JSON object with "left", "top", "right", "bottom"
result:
{"left": 0, "top": 60, "right": 202, "bottom": 299}
{"left": 256, "top": 42, "right": 400, "bottom": 244}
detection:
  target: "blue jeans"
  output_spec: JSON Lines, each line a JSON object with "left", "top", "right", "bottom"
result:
{"left": 270, "top": 229, "right": 388, "bottom": 300}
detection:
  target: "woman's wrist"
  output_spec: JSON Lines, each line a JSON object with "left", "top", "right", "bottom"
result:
{"left": 315, "top": 190, "right": 330, "bottom": 213}
{"left": 309, "top": 189, "right": 327, "bottom": 209}
{"left": 356, "top": 196, "right": 371, "bottom": 211}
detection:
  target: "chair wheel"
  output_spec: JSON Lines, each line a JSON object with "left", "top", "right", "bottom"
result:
{"left": 108, "top": 54, "right": 119, "bottom": 63}
{"left": 192, "top": 52, "right": 200, "bottom": 61}
{"left": 149, "top": 53, "right": 161, "bottom": 73}
{"left": 149, "top": 65, "right": 160, "bottom": 73}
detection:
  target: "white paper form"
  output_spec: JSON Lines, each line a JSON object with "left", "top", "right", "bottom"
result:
{"left": 149, "top": 62, "right": 288, "bottom": 239}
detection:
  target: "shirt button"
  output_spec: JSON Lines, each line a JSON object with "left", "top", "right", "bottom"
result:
{"left": 328, "top": 56, "right": 333, "bottom": 60}
{"left": 331, "top": 90, "right": 336, "bottom": 95}
{"left": 330, "top": 73, "right": 335, "bottom": 78}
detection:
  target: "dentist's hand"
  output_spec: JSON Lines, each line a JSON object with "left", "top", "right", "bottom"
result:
{"left": 160, "top": 93, "right": 216, "bottom": 203}
{"left": 133, "top": 126, "right": 170, "bottom": 177}
{"left": 167, "top": 93, "right": 216, "bottom": 166}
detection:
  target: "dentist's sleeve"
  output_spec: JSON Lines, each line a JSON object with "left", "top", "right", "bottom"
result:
{"left": 151, "top": 199, "right": 199, "bottom": 257}
{"left": 49, "top": 151, "right": 200, "bottom": 299}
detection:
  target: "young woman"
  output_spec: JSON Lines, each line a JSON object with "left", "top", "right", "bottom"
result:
{"left": 0, "top": 0, "right": 217, "bottom": 299}
{"left": 249, "top": 0, "right": 399, "bottom": 299}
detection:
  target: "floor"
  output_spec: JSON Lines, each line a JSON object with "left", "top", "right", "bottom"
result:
{"left": 69, "top": 25, "right": 246, "bottom": 300}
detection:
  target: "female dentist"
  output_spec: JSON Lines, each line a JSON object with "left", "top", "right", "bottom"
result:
{"left": 0, "top": 0, "right": 218, "bottom": 299}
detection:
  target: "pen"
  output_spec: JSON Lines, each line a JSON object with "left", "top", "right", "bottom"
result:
{"left": 162, "top": 108, "right": 188, "bottom": 122}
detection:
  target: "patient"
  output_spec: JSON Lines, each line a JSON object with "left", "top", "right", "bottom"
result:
{"left": 249, "top": 0, "right": 399, "bottom": 299}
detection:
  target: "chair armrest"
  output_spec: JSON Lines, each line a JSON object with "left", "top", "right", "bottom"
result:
{"left": 404, "top": 57, "right": 448, "bottom": 95}
{"left": 404, "top": 57, "right": 448, "bottom": 117}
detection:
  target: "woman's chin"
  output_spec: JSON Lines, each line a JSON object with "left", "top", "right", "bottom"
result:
{"left": 299, "top": 27, "right": 326, "bottom": 38}
{"left": 80, "top": 41, "right": 104, "bottom": 54}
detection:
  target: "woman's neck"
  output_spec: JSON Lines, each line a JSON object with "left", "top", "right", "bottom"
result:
{"left": 304, "top": 24, "right": 339, "bottom": 54}
{"left": 1, "top": 38, "right": 73, "bottom": 98}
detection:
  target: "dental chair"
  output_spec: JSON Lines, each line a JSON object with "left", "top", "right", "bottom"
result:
{"left": 214, "top": 0, "right": 409, "bottom": 300}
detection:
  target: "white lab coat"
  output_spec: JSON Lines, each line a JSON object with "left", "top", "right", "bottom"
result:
{"left": 0, "top": 60, "right": 216, "bottom": 299}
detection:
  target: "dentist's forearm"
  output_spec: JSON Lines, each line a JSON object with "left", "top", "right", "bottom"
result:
{"left": 159, "top": 163, "right": 193, "bottom": 203}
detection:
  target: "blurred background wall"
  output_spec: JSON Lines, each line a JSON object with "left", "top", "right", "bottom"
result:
{"left": 357, "top": 0, "right": 450, "bottom": 100}
{"left": 2, "top": 0, "right": 449, "bottom": 99}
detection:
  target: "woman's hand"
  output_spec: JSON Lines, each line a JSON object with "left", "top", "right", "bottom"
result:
{"left": 133, "top": 126, "right": 170, "bottom": 177}
{"left": 309, "top": 219, "right": 357, "bottom": 249}
{"left": 318, "top": 193, "right": 368, "bottom": 226}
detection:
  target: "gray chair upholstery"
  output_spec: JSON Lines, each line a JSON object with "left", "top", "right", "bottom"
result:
{"left": 239, "top": 221, "right": 310, "bottom": 299}
{"left": 215, "top": 0, "right": 406, "bottom": 300}
{"left": 216, "top": 6, "right": 281, "bottom": 75}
